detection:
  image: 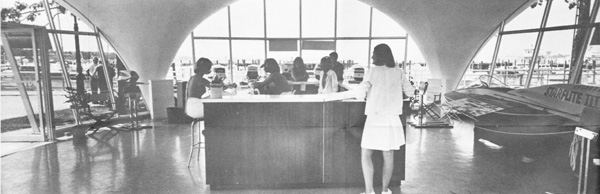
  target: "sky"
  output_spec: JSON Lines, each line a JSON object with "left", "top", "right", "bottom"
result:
{"left": 1, "top": 0, "right": 594, "bottom": 65}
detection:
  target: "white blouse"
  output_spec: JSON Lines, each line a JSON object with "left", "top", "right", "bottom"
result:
{"left": 318, "top": 70, "right": 339, "bottom": 94}
{"left": 356, "top": 66, "right": 414, "bottom": 115}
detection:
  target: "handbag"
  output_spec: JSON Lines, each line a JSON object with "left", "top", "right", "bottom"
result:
{"left": 185, "top": 97, "right": 204, "bottom": 119}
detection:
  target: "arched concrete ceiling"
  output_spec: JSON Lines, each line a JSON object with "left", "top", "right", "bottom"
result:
{"left": 360, "top": 0, "right": 533, "bottom": 90}
{"left": 57, "top": 0, "right": 533, "bottom": 92}
{"left": 56, "top": 0, "right": 236, "bottom": 82}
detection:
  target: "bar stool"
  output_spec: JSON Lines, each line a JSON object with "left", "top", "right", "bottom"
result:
{"left": 125, "top": 92, "right": 141, "bottom": 128}
{"left": 186, "top": 97, "right": 204, "bottom": 167}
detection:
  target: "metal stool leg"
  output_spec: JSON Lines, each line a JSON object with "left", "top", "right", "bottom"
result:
{"left": 187, "top": 120, "right": 197, "bottom": 167}
{"left": 187, "top": 120, "right": 203, "bottom": 167}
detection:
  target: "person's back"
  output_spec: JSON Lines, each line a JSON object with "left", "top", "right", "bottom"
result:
{"left": 332, "top": 62, "right": 344, "bottom": 82}
{"left": 187, "top": 74, "right": 210, "bottom": 99}
{"left": 329, "top": 52, "right": 344, "bottom": 82}
{"left": 261, "top": 73, "right": 291, "bottom": 94}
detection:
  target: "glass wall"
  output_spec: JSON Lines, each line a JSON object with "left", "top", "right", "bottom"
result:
{"left": 186, "top": 0, "right": 418, "bottom": 84}
{"left": 231, "top": 0, "right": 264, "bottom": 38}
{"left": 302, "top": 0, "right": 335, "bottom": 38}
{"left": 461, "top": 0, "right": 600, "bottom": 89}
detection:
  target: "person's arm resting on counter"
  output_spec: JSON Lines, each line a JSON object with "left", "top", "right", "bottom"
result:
{"left": 252, "top": 74, "right": 274, "bottom": 88}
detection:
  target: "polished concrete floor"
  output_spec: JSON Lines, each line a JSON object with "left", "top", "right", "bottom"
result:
{"left": 1, "top": 118, "right": 579, "bottom": 194}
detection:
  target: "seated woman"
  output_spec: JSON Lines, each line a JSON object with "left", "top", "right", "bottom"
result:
{"left": 251, "top": 58, "right": 291, "bottom": 95}
{"left": 290, "top": 57, "right": 309, "bottom": 82}
{"left": 185, "top": 58, "right": 212, "bottom": 118}
{"left": 317, "top": 56, "right": 339, "bottom": 94}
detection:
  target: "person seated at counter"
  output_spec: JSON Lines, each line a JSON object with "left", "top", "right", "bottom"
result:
{"left": 317, "top": 56, "right": 339, "bottom": 94}
{"left": 250, "top": 58, "right": 292, "bottom": 95}
{"left": 185, "top": 58, "right": 212, "bottom": 118}
{"left": 291, "top": 57, "right": 309, "bottom": 82}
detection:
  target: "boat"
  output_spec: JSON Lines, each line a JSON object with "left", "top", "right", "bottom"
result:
{"left": 444, "top": 84, "right": 600, "bottom": 146}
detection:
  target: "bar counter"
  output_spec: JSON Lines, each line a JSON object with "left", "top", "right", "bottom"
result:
{"left": 202, "top": 94, "right": 405, "bottom": 189}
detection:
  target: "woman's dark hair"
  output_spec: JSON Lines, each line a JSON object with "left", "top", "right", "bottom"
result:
{"left": 194, "top": 58, "right": 212, "bottom": 74}
{"left": 263, "top": 58, "right": 281, "bottom": 73}
{"left": 320, "top": 56, "right": 332, "bottom": 72}
{"left": 373, "top": 44, "right": 396, "bottom": 68}
{"left": 292, "top": 57, "right": 307, "bottom": 75}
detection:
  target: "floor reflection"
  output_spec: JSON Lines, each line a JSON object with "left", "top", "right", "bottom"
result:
{"left": 1, "top": 119, "right": 583, "bottom": 194}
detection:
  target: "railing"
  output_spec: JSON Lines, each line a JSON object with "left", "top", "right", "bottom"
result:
{"left": 458, "top": 68, "right": 599, "bottom": 89}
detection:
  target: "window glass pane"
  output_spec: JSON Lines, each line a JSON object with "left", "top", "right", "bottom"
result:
{"left": 545, "top": 0, "right": 577, "bottom": 27}
{"left": 530, "top": 30, "right": 573, "bottom": 87}
{"left": 337, "top": 0, "right": 370, "bottom": 37}
{"left": 336, "top": 40, "right": 369, "bottom": 79}
{"left": 231, "top": 0, "right": 264, "bottom": 37}
{"left": 493, "top": 33, "right": 538, "bottom": 88}
{"left": 504, "top": 5, "right": 544, "bottom": 31}
{"left": 195, "top": 40, "right": 230, "bottom": 64}
{"left": 266, "top": 0, "right": 299, "bottom": 38}
{"left": 586, "top": 25, "right": 600, "bottom": 86}
{"left": 232, "top": 40, "right": 265, "bottom": 82}
{"left": 194, "top": 8, "right": 229, "bottom": 37}
{"left": 49, "top": 15, "right": 95, "bottom": 33}
{"left": 372, "top": 9, "right": 406, "bottom": 37}
{"left": 302, "top": 0, "right": 334, "bottom": 38}
{"left": 459, "top": 34, "right": 498, "bottom": 89}
{"left": 302, "top": 50, "right": 333, "bottom": 66}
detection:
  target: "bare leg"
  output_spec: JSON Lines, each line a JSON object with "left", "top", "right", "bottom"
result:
{"left": 382, "top": 150, "right": 394, "bottom": 192}
{"left": 361, "top": 148, "right": 375, "bottom": 194}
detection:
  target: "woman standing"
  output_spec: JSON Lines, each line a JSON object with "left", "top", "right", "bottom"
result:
{"left": 358, "top": 44, "right": 414, "bottom": 194}
{"left": 317, "top": 56, "right": 338, "bottom": 94}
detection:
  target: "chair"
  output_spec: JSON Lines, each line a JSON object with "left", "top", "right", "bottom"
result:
{"left": 185, "top": 97, "right": 204, "bottom": 167}
{"left": 422, "top": 93, "right": 442, "bottom": 120}
{"left": 82, "top": 92, "right": 117, "bottom": 136}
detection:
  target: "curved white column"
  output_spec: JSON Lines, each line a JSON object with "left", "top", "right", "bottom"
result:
{"left": 361, "top": 0, "right": 533, "bottom": 90}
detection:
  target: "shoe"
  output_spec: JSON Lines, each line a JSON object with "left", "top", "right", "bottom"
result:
{"left": 360, "top": 192, "right": 375, "bottom": 194}
{"left": 381, "top": 188, "right": 392, "bottom": 194}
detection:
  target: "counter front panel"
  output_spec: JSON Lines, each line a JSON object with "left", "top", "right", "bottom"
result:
{"left": 203, "top": 97, "right": 405, "bottom": 189}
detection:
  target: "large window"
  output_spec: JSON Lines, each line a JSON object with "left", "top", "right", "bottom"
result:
{"left": 461, "top": 0, "right": 600, "bottom": 89}
{"left": 184, "top": 0, "right": 421, "bottom": 83}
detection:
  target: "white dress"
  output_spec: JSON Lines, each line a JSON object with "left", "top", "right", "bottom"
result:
{"left": 356, "top": 66, "right": 414, "bottom": 151}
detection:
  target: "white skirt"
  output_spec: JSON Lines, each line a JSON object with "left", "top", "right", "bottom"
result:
{"left": 361, "top": 115, "right": 405, "bottom": 151}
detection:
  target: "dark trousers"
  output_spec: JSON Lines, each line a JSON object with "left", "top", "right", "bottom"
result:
{"left": 90, "top": 78, "right": 99, "bottom": 95}
{"left": 98, "top": 79, "right": 109, "bottom": 93}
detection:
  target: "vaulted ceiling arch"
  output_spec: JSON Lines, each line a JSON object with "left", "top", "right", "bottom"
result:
{"left": 56, "top": 0, "right": 533, "bottom": 92}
